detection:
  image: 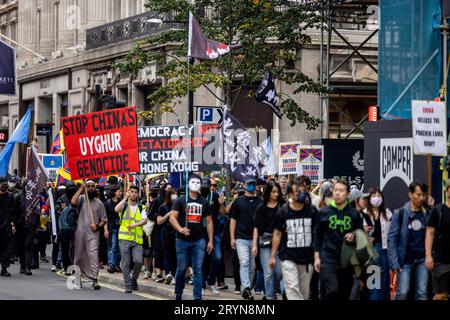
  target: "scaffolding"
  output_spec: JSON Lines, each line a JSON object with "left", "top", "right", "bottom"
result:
{"left": 319, "top": 0, "right": 379, "bottom": 139}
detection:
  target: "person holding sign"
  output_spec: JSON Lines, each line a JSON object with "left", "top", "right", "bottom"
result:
{"left": 71, "top": 181, "right": 107, "bottom": 290}
{"left": 169, "top": 174, "right": 214, "bottom": 300}
{"left": 115, "top": 186, "right": 148, "bottom": 293}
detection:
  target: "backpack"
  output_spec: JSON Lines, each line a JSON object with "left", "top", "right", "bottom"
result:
{"left": 58, "top": 198, "right": 83, "bottom": 237}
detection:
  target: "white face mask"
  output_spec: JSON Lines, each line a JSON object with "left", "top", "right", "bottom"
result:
{"left": 188, "top": 179, "right": 201, "bottom": 193}
{"left": 325, "top": 197, "right": 332, "bottom": 205}
{"left": 171, "top": 194, "right": 178, "bottom": 201}
{"left": 370, "top": 196, "right": 383, "bottom": 208}
{"left": 7, "top": 182, "right": 16, "bottom": 189}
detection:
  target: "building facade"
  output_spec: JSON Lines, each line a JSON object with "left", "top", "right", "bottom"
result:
{"left": 0, "top": 0, "right": 378, "bottom": 176}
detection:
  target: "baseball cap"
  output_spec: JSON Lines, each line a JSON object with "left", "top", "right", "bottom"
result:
{"left": 245, "top": 176, "right": 257, "bottom": 184}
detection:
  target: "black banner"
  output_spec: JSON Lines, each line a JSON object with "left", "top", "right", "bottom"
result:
{"left": 25, "top": 147, "right": 48, "bottom": 223}
{"left": 255, "top": 70, "right": 282, "bottom": 119}
{"left": 138, "top": 124, "right": 221, "bottom": 174}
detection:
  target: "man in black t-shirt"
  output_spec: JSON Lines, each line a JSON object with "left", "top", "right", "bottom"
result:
{"left": 270, "top": 180, "right": 317, "bottom": 300}
{"left": 169, "top": 174, "right": 214, "bottom": 300}
{"left": 426, "top": 179, "right": 450, "bottom": 300}
{"left": 230, "top": 176, "right": 262, "bottom": 300}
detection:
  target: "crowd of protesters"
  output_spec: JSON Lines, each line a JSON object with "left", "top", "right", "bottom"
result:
{"left": 0, "top": 173, "right": 449, "bottom": 301}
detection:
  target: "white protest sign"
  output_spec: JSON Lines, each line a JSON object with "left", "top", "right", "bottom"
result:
{"left": 412, "top": 100, "right": 447, "bottom": 156}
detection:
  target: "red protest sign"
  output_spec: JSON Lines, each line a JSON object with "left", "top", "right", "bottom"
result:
{"left": 61, "top": 106, "right": 139, "bottom": 180}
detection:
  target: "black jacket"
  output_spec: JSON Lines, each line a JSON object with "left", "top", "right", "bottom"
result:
{"left": 0, "top": 192, "right": 16, "bottom": 230}
{"left": 314, "top": 200, "right": 363, "bottom": 265}
{"left": 13, "top": 191, "right": 39, "bottom": 230}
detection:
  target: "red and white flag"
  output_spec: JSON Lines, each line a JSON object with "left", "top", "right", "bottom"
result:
{"left": 188, "top": 12, "right": 241, "bottom": 60}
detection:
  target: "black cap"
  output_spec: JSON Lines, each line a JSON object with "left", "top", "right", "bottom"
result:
{"left": 245, "top": 176, "right": 257, "bottom": 184}
{"left": 257, "top": 178, "right": 267, "bottom": 186}
{"left": 8, "top": 176, "right": 17, "bottom": 183}
{"left": 0, "top": 176, "right": 8, "bottom": 184}
{"left": 201, "top": 178, "right": 210, "bottom": 189}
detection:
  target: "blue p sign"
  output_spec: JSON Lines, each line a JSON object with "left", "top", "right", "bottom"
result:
{"left": 200, "top": 108, "right": 213, "bottom": 122}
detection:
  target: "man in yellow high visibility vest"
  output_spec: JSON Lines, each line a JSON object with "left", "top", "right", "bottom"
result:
{"left": 115, "top": 186, "right": 148, "bottom": 293}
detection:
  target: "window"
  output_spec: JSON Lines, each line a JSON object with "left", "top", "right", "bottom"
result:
{"left": 54, "top": 2, "right": 59, "bottom": 51}
{"left": 10, "top": 22, "right": 16, "bottom": 41}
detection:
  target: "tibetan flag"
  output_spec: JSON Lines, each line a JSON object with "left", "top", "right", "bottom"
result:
{"left": 98, "top": 177, "right": 107, "bottom": 186}
{"left": 188, "top": 11, "right": 241, "bottom": 60}
{"left": 50, "top": 130, "right": 64, "bottom": 155}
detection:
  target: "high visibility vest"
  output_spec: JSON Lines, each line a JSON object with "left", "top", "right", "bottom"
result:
{"left": 118, "top": 204, "right": 144, "bottom": 245}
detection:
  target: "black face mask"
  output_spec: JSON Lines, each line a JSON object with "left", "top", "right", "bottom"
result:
{"left": 0, "top": 184, "right": 7, "bottom": 192}
{"left": 297, "top": 192, "right": 308, "bottom": 204}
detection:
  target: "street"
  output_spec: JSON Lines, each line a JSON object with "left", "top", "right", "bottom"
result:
{"left": 0, "top": 260, "right": 165, "bottom": 300}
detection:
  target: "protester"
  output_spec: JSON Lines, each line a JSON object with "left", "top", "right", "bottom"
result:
{"left": 169, "top": 174, "right": 214, "bottom": 300}
{"left": 7, "top": 176, "right": 20, "bottom": 264}
{"left": 115, "top": 186, "right": 148, "bottom": 293}
{"left": 0, "top": 177, "right": 16, "bottom": 277}
{"left": 200, "top": 177, "right": 226, "bottom": 294}
{"left": 269, "top": 179, "right": 316, "bottom": 300}
{"left": 71, "top": 181, "right": 108, "bottom": 290}
{"left": 314, "top": 180, "right": 363, "bottom": 300}
{"left": 51, "top": 186, "right": 67, "bottom": 272}
{"left": 142, "top": 182, "right": 159, "bottom": 279}
{"left": 104, "top": 184, "right": 122, "bottom": 273}
{"left": 425, "top": 179, "right": 450, "bottom": 300}
{"left": 365, "top": 188, "right": 392, "bottom": 300}
{"left": 252, "top": 182, "right": 285, "bottom": 300}
{"left": 58, "top": 182, "right": 78, "bottom": 275}
{"left": 279, "top": 175, "right": 288, "bottom": 197}
{"left": 157, "top": 188, "right": 178, "bottom": 285}
{"left": 230, "top": 176, "right": 262, "bottom": 300}
{"left": 388, "top": 181, "right": 429, "bottom": 300}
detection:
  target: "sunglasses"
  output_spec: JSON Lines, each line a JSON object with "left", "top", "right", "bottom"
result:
{"left": 211, "top": 184, "right": 217, "bottom": 187}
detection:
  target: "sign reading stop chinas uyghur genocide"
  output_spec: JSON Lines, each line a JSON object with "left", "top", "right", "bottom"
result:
{"left": 61, "top": 106, "right": 139, "bottom": 180}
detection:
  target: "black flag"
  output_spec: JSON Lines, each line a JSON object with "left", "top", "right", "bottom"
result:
{"left": 221, "top": 108, "right": 267, "bottom": 181}
{"left": 25, "top": 146, "right": 49, "bottom": 224}
{"left": 255, "top": 71, "right": 282, "bottom": 118}
{"left": 188, "top": 12, "right": 241, "bottom": 60}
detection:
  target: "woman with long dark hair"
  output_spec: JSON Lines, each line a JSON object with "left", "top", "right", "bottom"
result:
{"left": 157, "top": 187, "right": 178, "bottom": 285}
{"left": 252, "top": 182, "right": 285, "bottom": 300}
{"left": 365, "top": 187, "right": 392, "bottom": 300}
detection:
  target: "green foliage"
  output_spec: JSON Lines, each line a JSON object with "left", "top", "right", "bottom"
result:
{"left": 115, "top": 0, "right": 329, "bottom": 128}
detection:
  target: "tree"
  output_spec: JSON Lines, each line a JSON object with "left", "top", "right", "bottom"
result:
{"left": 115, "top": 0, "right": 329, "bottom": 129}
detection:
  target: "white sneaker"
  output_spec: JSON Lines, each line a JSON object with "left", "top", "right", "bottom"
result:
{"left": 207, "top": 284, "right": 220, "bottom": 295}
{"left": 51, "top": 265, "right": 57, "bottom": 272}
{"left": 170, "top": 278, "right": 175, "bottom": 285}
{"left": 165, "top": 273, "right": 173, "bottom": 285}
{"left": 151, "top": 272, "right": 157, "bottom": 281}
{"left": 143, "top": 271, "right": 151, "bottom": 279}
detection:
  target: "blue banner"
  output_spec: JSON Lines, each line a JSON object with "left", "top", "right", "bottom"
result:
{"left": 0, "top": 40, "right": 16, "bottom": 95}
{"left": 42, "top": 154, "right": 63, "bottom": 170}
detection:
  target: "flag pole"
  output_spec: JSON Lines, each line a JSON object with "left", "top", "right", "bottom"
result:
{"left": 186, "top": 11, "right": 192, "bottom": 203}
{"left": 126, "top": 174, "right": 132, "bottom": 234}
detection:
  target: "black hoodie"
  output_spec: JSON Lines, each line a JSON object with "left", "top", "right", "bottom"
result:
{"left": 313, "top": 200, "right": 363, "bottom": 265}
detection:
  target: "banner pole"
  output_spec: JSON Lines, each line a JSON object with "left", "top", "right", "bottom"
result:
{"left": 428, "top": 154, "right": 433, "bottom": 196}
{"left": 127, "top": 174, "right": 131, "bottom": 233}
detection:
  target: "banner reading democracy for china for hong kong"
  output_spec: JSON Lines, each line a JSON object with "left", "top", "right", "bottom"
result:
{"left": 61, "top": 106, "right": 139, "bottom": 180}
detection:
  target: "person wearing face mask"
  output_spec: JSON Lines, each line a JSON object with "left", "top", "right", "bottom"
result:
{"left": 104, "top": 184, "right": 123, "bottom": 274}
{"left": 157, "top": 188, "right": 178, "bottom": 285}
{"left": 365, "top": 188, "right": 392, "bottom": 300}
{"left": 313, "top": 180, "right": 363, "bottom": 300}
{"left": 71, "top": 181, "right": 108, "bottom": 290}
{"left": 142, "top": 182, "right": 160, "bottom": 280}
{"left": 7, "top": 176, "right": 20, "bottom": 265}
{"left": 148, "top": 180, "right": 171, "bottom": 282}
{"left": 229, "top": 176, "right": 262, "bottom": 300}
{"left": 169, "top": 174, "right": 214, "bottom": 300}
{"left": 0, "top": 177, "right": 16, "bottom": 277}
{"left": 252, "top": 182, "right": 285, "bottom": 300}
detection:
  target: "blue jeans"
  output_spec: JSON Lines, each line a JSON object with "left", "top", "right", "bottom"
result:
{"left": 260, "top": 246, "right": 283, "bottom": 299}
{"left": 236, "top": 239, "right": 255, "bottom": 290}
{"left": 207, "top": 234, "right": 223, "bottom": 285}
{"left": 395, "top": 258, "right": 428, "bottom": 300}
{"left": 107, "top": 229, "right": 121, "bottom": 268}
{"left": 175, "top": 238, "right": 206, "bottom": 300}
{"left": 370, "top": 243, "right": 390, "bottom": 300}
